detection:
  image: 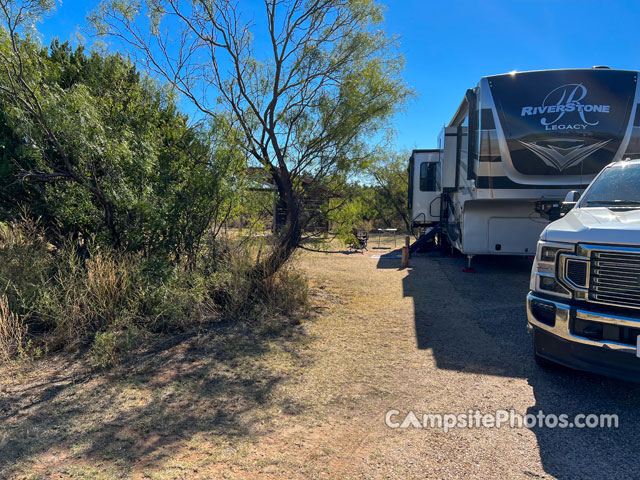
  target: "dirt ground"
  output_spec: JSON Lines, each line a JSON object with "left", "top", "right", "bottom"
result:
{"left": 2, "top": 236, "right": 640, "bottom": 479}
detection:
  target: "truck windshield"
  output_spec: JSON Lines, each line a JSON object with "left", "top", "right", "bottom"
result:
{"left": 582, "top": 163, "right": 640, "bottom": 207}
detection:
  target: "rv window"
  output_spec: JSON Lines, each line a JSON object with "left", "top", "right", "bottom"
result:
{"left": 420, "top": 162, "right": 438, "bottom": 192}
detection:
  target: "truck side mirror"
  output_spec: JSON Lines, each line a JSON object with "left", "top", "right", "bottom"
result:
{"left": 560, "top": 190, "right": 580, "bottom": 215}
{"left": 564, "top": 191, "right": 581, "bottom": 203}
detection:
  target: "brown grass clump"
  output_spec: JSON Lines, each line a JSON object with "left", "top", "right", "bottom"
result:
{"left": 40, "top": 248, "right": 144, "bottom": 350}
{"left": 0, "top": 294, "right": 27, "bottom": 361}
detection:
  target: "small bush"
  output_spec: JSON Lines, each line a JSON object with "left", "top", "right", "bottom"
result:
{"left": 197, "top": 240, "right": 309, "bottom": 321}
{"left": 90, "top": 326, "right": 145, "bottom": 368}
{"left": 202, "top": 244, "right": 257, "bottom": 318}
{"left": 264, "top": 265, "right": 310, "bottom": 317}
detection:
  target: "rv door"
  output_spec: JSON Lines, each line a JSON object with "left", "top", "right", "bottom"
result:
{"left": 410, "top": 150, "right": 442, "bottom": 227}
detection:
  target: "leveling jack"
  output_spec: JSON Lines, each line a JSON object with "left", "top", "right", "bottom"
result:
{"left": 462, "top": 254, "right": 476, "bottom": 273}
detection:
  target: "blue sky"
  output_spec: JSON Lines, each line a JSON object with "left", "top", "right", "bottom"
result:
{"left": 38, "top": 0, "right": 640, "bottom": 151}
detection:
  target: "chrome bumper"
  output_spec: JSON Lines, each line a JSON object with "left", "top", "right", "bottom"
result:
{"left": 526, "top": 292, "right": 640, "bottom": 355}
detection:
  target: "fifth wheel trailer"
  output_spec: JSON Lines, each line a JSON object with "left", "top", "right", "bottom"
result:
{"left": 409, "top": 67, "right": 640, "bottom": 259}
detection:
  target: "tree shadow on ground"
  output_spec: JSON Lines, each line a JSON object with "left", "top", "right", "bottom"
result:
{"left": 0, "top": 318, "right": 311, "bottom": 477}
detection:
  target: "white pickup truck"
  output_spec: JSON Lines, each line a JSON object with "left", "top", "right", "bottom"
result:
{"left": 528, "top": 159, "right": 640, "bottom": 381}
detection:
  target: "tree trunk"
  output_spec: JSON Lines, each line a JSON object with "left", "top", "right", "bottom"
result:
{"left": 255, "top": 168, "right": 302, "bottom": 279}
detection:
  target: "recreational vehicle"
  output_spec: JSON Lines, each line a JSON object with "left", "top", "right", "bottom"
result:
{"left": 409, "top": 67, "right": 640, "bottom": 265}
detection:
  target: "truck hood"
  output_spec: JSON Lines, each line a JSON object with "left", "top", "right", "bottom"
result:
{"left": 543, "top": 207, "right": 640, "bottom": 245}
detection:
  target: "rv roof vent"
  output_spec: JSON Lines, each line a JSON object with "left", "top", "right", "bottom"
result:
{"left": 592, "top": 65, "right": 611, "bottom": 69}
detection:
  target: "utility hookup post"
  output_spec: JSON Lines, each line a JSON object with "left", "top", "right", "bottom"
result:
{"left": 401, "top": 236, "right": 410, "bottom": 268}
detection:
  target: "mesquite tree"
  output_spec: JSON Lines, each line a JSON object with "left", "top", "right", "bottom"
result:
{"left": 93, "top": 0, "right": 410, "bottom": 275}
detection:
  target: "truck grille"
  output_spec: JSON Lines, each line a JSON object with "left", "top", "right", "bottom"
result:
{"left": 566, "top": 259, "right": 588, "bottom": 287}
{"left": 590, "top": 250, "right": 640, "bottom": 309}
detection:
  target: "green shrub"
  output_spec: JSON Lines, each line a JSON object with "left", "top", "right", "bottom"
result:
{"left": 90, "top": 326, "right": 144, "bottom": 368}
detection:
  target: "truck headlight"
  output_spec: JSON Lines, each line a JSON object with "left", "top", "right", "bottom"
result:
{"left": 531, "top": 241, "right": 573, "bottom": 298}
{"left": 539, "top": 245, "right": 565, "bottom": 263}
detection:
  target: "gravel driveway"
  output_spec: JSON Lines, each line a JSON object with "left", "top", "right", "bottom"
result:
{"left": 370, "top": 252, "right": 640, "bottom": 479}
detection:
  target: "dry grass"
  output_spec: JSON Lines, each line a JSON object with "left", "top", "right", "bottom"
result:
{"left": 45, "top": 250, "right": 143, "bottom": 348}
{"left": 0, "top": 220, "right": 310, "bottom": 367}
{"left": 0, "top": 295, "right": 26, "bottom": 362}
